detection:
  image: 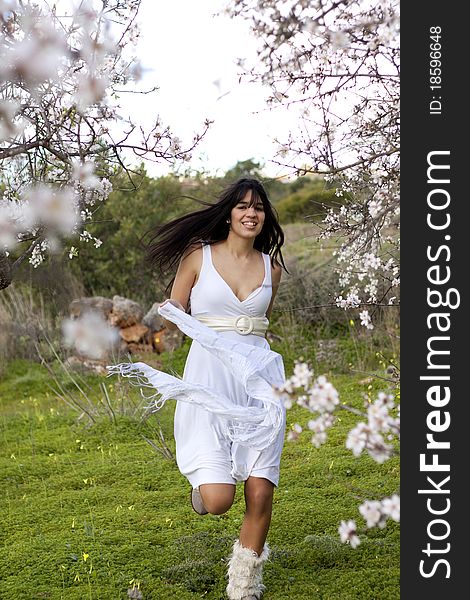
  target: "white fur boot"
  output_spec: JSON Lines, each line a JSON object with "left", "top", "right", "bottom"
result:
{"left": 226, "top": 539, "right": 270, "bottom": 600}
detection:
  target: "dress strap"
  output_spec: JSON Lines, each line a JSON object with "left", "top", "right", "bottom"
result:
{"left": 199, "top": 242, "right": 210, "bottom": 276}
{"left": 263, "top": 253, "right": 272, "bottom": 287}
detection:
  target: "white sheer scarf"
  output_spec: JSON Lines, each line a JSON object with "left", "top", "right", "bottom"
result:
{"left": 106, "top": 302, "right": 286, "bottom": 451}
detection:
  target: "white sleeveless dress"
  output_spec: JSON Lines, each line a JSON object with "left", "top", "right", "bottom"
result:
{"left": 107, "top": 243, "right": 286, "bottom": 489}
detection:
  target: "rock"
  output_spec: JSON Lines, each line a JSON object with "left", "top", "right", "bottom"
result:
{"left": 69, "top": 296, "right": 113, "bottom": 320}
{"left": 64, "top": 355, "right": 108, "bottom": 375}
{"left": 152, "top": 330, "right": 165, "bottom": 354}
{"left": 119, "top": 323, "right": 149, "bottom": 343}
{"left": 142, "top": 302, "right": 165, "bottom": 332}
{"left": 65, "top": 294, "right": 184, "bottom": 360}
{"left": 109, "top": 295, "right": 144, "bottom": 328}
{"left": 153, "top": 328, "right": 184, "bottom": 353}
{"left": 127, "top": 342, "right": 154, "bottom": 355}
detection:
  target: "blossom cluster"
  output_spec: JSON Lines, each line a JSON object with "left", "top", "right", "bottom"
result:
{"left": 62, "top": 310, "right": 120, "bottom": 360}
{"left": 279, "top": 362, "right": 399, "bottom": 456}
{"left": 338, "top": 493, "right": 400, "bottom": 548}
{"left": 277, "top": 359, "right": 400, "bottom": 546}
{"left": 335, "top": 293, "right": 361, "bottom": 310}
{"left": 359, "top": 494, "right": 400, "bottom": 528}
{"left": 346, "top": 392, "right": 399, "bottom": 463}
{"left": 0, "top": 162, "right": 110, "bottom": 265}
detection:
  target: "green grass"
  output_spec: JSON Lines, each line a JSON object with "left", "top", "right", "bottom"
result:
{"left": 0, "top": 344, "right": 399, "bottom": 600}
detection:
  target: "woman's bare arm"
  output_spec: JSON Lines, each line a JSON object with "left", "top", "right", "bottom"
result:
{"left": 159, "top": 245, "right": 202, "bottom": 330}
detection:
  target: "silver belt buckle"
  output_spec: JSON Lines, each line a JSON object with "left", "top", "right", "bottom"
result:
{"left": 234, "top": 315, "right": 254, "bottom": 335}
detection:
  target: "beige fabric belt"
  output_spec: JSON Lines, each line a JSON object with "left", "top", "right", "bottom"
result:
{"left": 194, "top": 314, "right": 269, "bottom": 337}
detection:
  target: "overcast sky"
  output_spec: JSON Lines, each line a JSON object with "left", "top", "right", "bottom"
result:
{"left": 119, "top": 0, "right": 298, "bottom": 179}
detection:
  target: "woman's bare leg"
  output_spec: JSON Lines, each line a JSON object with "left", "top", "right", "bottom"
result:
{"left": 198, "top": 483, "right": 236, "bottom": 515}
{"left": 239, "top": 476, "right": 274, "bottom": 555}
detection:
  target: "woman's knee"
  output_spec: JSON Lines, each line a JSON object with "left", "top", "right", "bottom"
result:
{"left": 199, "top": 483, "right": 235, "bottom": 515}
{"left": 244, "top": 478, "right": 274, "bottom": 512}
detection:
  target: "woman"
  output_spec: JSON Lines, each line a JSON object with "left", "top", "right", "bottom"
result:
{"left": 108, "top": 178, "right": 288, "bottom": 600}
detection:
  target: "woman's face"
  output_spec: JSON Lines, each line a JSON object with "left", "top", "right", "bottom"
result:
{"left": 229, "top": 190, "right": 265, "bottom": 239}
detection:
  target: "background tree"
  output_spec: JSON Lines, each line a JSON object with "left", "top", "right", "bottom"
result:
{"left": 275, "top": 175, "right": 342, "bottom": 224}
{"left": 226, "top": 0, "right": 400, "bottom": 328}
{"left": 0, "top": 0, "right": 209, "bottom": 290}
{"left": 67, "top": 166, "right": 195, "bottom": 306}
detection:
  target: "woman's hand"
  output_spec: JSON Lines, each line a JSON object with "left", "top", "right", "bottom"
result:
{"left": 159, "top": 298, "right": 185, "bottom": 312}
{"left": 158, "top": 298, "right": 186, "bottom": 331}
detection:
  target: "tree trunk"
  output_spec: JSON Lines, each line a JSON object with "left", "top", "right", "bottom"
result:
{"left": 0, "top": 252, "right": 12, "bottom": 290}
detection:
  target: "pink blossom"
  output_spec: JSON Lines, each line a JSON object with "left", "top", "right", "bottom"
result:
{"left": 338, "top": 520, "right": 360, "bottom": 548}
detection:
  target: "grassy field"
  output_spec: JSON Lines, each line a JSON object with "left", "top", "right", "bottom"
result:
{"left": 0, "top": 331, "right": 399, "bottom": 600}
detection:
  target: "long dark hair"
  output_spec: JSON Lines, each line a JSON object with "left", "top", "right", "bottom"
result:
{"left": 142, "top": 178, "right": 288, "bottom": 292}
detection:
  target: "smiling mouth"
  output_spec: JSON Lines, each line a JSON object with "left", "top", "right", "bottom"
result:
{"left": 242, "top": 221, "right": 258, "bottom": 228}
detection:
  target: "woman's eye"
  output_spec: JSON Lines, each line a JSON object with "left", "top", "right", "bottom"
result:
{"left": 236, "top": 204, "right": 264, "bottom": 210}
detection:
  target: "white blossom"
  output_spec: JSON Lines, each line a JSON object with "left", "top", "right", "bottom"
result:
{"left": 357, "top": 494, "right": 400, "bottom": 529}
{"left": 21, "top": 185, "right": 81, "bottom": 236}
{"left": 72, "top": 161, "right": 100, "bottom": 190}
{"left": 329, "top": 30, "right": 349, "bottom": 50}
{"left": 290, "top": 361, "right": 314, "bottom": 389}
{"left": 367, "top": 403, "right": 391, "bottom": 433}
{"left": 277, "top": 379, "right": 294, "bottom": 395}
{"left": 74, "top": 73, "right": 109, "bottom": 111}
{"left": 359, "top": 309, "right": 374, "bottom": 330}
{"left": 359, "top": 500, "right": 386, "bottom": 528}
{"left": 0, "top": 99, "right": 23, "bottom": 141}
{"left": 336, "top": 293, "right": 361, "bottom": 309}
{"left": 307, "top": 375, "right": 339, "bottom": 414}
{"left": 72, "top": 0, "right": 99, "bottom": 32}
{"left": 29, "top": 239, "right": 49, "bottom": 268}
{"left": 376, "top": 392, "right": 395, "bottom": 409}
{"left": 381, "top": 494, "right": 400, "bottom": 522}
{"left": 62, "top": 311, "right": 119, "bottom": 360}
{"left": 280, "top": 353, "right": 399, "bottom": 548}
{"left": 338, "top": 520, "right": 360, "bottom": 548}
{"left": 303, "top": 18, "right": 319, "bottom": 35}
{"left": 3, "top": 17, "right": 66, "bottom": 84}
{"left": 307, "top": 414, "right": 335, "bottom": 447}
{"left": 287, "top": 423, "right": 303, "bottom": 441}
{"left": 0, "top": 0, "right": 200, "bottom": 292}
{"left": 129, "top": 60, "right": 143, "bottom": 82}
{"left": 346, "top": 411, "right": 396, "bottom": 464}
{"left": 169, "top": 136, "right": 182, "bottom": 154}
{"left": 0, "top": 201, "right": 21, "bottom": 248}
{"left": 226, "top": 0, "right": 400, "bottom": 313}
{"left": 283, "top": 396, "right": 293, "bottom": 409}
{"left": 368, "top": 200, "right": 382, "bottom": 218}
{"left": 346, "top": 422, "right": 369, "bottom": 457}
{"left": 367, "top": 432, "right": 393, "bottom": 463}
{"left": 0, "top": 0, "right": 17, "bottom": 22}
